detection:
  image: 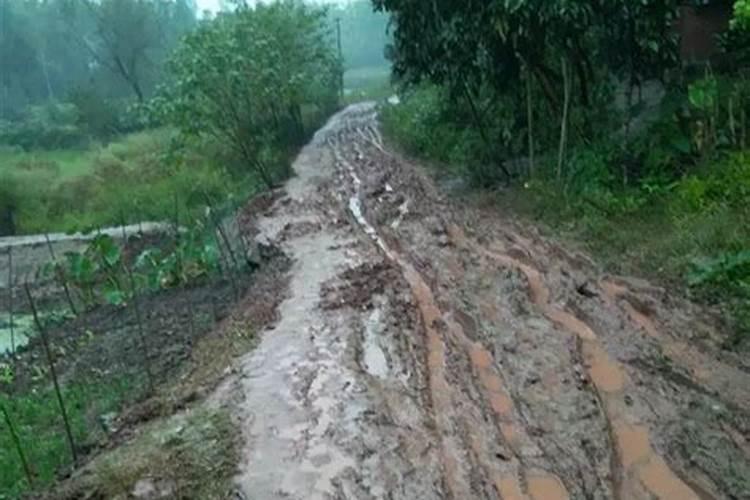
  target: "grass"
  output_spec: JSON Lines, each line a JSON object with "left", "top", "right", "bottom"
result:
{"left": 0, "top": 375, "right": 140, "bottom": 498}
{"left": 0, "top": 147, "right": 94, "bottom": 184}
{"left": 87, "top": 409, "right": 238, "bottom": 499}
{"left": 1, "top": 128, "right": 263, "bottom": 235}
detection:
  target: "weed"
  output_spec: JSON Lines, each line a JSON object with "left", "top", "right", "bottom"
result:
{"left": 88, "top": 409, "right": 239, "bottom": 499}
{"left": 0, "top": 376, "right": 138, "bottom": 497}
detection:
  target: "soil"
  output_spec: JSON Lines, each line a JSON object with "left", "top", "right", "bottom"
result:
{"left": 216, "top": 103, "right": 750, "bottom": 500}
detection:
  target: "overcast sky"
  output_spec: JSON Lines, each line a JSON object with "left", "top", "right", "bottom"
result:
{"left": 195, "top": 0, "right": 221, "bottom": 12}
{"left": 195, "top": 0, "right": 348, "bottom": 12}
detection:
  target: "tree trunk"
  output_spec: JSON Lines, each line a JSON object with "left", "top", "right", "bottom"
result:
{"left": 557, "top": 58, "right": 571, "bottom": 182}
{"left": 526, "top": 69, "right": 535, "bottom": 178}
{"left": 458, "top": 78, "right": 511, "bottom": 181}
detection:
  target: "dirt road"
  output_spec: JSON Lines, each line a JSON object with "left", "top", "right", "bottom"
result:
{"left": 218, "top": 103, "right": 750, "bottom": 500}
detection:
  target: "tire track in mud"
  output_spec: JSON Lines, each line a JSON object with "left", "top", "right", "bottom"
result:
{"left": 331, "top": 109, "right": 570, "bottom": 500}
{"left": 451, "top": 230, "right": 706, "bottom": 500}
{"left": 333, "top": 104, "right": 725, "bottom": 499}
{"left": 599, "top": 279, "right": 750, "bottom": 409}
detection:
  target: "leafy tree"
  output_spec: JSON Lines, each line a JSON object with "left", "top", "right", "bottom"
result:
{"left": 62, "top": 0, "right": 196, "bottom": 102}
{"left": 155, "top": 1, "right": 340, "bottom": 188}
{"left": 373, "top": 0, "right": 682, "bottom": 182}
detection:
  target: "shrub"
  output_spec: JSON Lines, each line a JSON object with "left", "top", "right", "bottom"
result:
{"left": 0, "top": 103, "right": 88, "bottom": 151}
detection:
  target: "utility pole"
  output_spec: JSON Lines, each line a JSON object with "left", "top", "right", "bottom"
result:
{"left": 336, "top": 17, "right": 344, "bottom": 100}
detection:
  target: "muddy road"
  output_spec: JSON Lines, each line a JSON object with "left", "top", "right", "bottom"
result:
{"left": 216, "top": 103, "right": 750, "bottom": 500}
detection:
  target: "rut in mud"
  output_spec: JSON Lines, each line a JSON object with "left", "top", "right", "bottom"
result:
{"left": 216, "top": 103, "right": 750, "bottom": 500}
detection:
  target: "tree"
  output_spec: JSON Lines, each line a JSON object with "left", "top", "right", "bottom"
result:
{"left": 373, "top": 0, "right": 683, "bottom": 181}
{"left": 62, "top": 0, "right": 196, "bottom": 102}
{"left": 155, "top": 1, "right": 339, "bottom": 188}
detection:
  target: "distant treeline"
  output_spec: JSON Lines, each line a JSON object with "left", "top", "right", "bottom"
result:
{"left": 0, "top": 0, "right": 197, "bottom": 118}
{"left": 328, "top": 0, "right": 391, "bottom": 70}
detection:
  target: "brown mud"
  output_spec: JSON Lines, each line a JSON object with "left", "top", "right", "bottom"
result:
{"left": 220, "top": 103, "right": 749, "bottom": 499}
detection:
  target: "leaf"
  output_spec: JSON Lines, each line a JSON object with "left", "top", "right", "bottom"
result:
{"left": 103, "top": 287, "right": 127, "bottom": 307}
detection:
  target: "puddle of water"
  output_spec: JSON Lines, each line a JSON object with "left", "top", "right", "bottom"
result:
{"left": 639, "top": 456, "right": 701, "bottom": 500}
{"left": 583, "top": 342, "right": 625, "bottom": 393}
{"left": 527, "top": 471, "right": 570, "bottom": 500}
{"left": 363, "top": 309, "right": 389, "bottom": 378}
{"left": 614, "top": 422, "right": 652, "bottom": 467}
{"left": 496, "top": 476, "right": 525, "bottom": 500}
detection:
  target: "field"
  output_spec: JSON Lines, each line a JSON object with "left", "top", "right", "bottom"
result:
{"left": 0, "top": 148, "right": 94, "bottom": 183}
{"left": 0, "top": 130, "right": 261, "bottom": 236}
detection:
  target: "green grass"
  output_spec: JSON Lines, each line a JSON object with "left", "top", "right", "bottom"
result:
{"left": 0, "top": 375, "right": 140, "bottom": 498}
{"left": 1, "top": 129, "right": 263, "bottom": 235}
{"left": 0, "top": 148, "right": 94, "bottom": 184}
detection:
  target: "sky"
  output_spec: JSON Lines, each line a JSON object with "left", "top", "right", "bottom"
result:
{"left": 195, "top": 0, "right": 348, "bottom": 12}
{"left": 195, "top": 0, "right": 221, "bottom": 12}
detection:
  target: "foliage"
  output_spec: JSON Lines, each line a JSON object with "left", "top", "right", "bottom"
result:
{"left": 0, "top": 129, "right": 250, "bottom": 235}
{"left": 134, "top": 227, "right": 221, "bottom": 292}
{"left": 0, "top": 0, "right": 196, "bottom": 120}
{"left": 374, "top": 0, "right": 683, "bottom": 184}
{"left": 0, "top": 376, "right": 138, "bottom": 498}
{"left": 0, "top": 103, "right": 87, "bottom": 151}
{"left": 732, "top": 0, "right": 750, "bottom": 31}
{"left": 153, "top": 1, "right": 340, "bottom": 188}
{"left": 47, "top": 225, "right": 222, "bottom": 310}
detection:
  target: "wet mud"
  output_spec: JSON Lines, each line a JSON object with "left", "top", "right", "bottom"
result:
{"left": 219, "top": 104, "right": 750, "bottom": 500}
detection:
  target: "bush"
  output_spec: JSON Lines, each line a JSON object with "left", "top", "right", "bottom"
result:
{"left": 381, "top": 86, "right": 482, "bottom": 177}
{"left": 0, "top": 103, "right": 89, "bottom": 151}
{"left": 67, "top": 87, "right": 123, "bottom": 142}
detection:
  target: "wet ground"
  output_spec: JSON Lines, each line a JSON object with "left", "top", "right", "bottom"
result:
{"left": 218, "top": 103, "right": 750, "bottom": 500}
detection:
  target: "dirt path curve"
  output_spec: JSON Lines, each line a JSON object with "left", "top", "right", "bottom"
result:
{"left": 217, "top": 103, "right": 750, "bottom": 500}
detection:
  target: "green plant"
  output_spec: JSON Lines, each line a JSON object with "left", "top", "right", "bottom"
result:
{"left": 0, "top": 376, "right": 137, "bottom": 497}
{"left": 135, "top": 226, "right": 221, "bottom": 291}
{"left": 154, "top": 1, "right": 340, "bottom": 188}
{"left": 0, "top": 103, "right": 87, "bottom": 151}
{"left": 688, "top": 74, "right": 720, "bottom": 155}
{"left": 689, "top": 249, "right": 750, "bottom": 345}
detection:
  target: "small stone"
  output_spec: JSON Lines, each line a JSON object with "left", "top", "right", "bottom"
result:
{"left": 526, "top": 374, "right": 541, "bottom": 386}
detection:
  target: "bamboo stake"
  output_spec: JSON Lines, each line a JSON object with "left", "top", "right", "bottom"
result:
{"left": 119, "top": 217, "right": 155, "bottom": 395}
{"left": 8, "top": 247, "right": 14, "bottom": 357}
{"left": 0, "top": 399, "right": 34, "bottom": 488}
{"left": 202, "top": 194, "right": 240, "bottom": 299}
{"left": 557, "top": 57, "right": 571, "bottom": 183}
{"left": 526, "top": 67, "right": 535, "bottom": 178}
{"left": 44, "top": 234, "right": 77, "bottom": 317}
{"left": 24, "top": 282, "right": 77, "bottom": 464}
